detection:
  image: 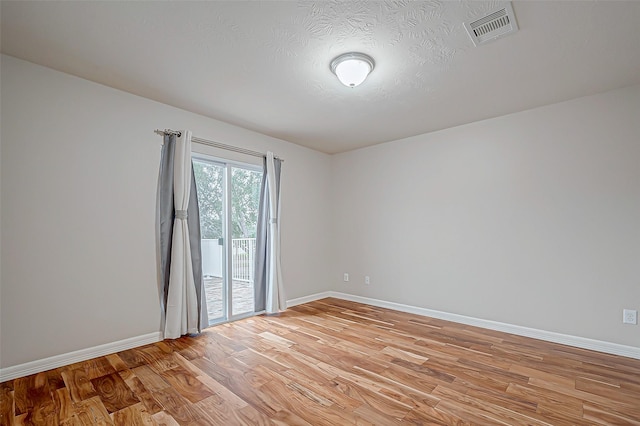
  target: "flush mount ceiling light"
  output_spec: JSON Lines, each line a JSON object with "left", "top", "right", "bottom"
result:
{"left": 330, "top": 52, "right": 375, "bottom": 88}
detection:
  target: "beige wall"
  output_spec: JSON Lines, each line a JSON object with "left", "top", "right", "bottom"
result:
{"left": 331, "top": 84, "right": 640, "bottom": 347}
{"left": 2, "top": 54, "right": 639, "bottom": 370}
{"left": 0, "top": 55, "right": 332, "bottom": 367}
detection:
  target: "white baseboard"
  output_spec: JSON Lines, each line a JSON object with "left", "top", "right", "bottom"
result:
{"left": 4, "top": 291, "right": 638, "bottom": 383}
{"left": 0, "top": 332, "right": 162, "bottom": 383}
{"left": 287, "top": 291, "right": 333, "bottom": 308}
{"left": 292, "top": 291, "right": 640, "bottom": 360}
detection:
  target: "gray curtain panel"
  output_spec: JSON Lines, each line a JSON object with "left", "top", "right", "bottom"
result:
{"left": 158, "top": 133, "right": 208, "bottom": 332}
{"left": 254, "top": 156, "right": 282, "bottom": 312}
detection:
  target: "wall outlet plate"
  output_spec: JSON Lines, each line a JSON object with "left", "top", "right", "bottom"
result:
{"left": 343, "top": 273, "right": 349, "bottom": 282}
{"left": 623, "top": 309, "right": 637, "bottom": 325}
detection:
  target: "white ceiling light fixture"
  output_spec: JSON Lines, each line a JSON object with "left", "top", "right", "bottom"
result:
{"left": 330, "top": 52, "right": 375, "bottom": 88}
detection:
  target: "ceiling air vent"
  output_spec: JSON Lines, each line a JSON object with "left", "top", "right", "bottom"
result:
{"left": 464, "top": 2, "right": 518, "bottom": 46}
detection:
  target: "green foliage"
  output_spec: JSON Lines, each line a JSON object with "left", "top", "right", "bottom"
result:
{"left": 193, "top": 161, "right": 223, "bottom": 239}
{"left": 231, "top": 167, "right": 262, "bottom": 238}
{"left": 193, "top": 161, "right": 261, "bottom": 239}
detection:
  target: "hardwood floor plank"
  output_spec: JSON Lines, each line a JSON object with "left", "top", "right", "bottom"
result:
{"left": 575, "top": 375, "right": 639, "bottom": 405}
{"left": 117, "top": 348, "right": 151, "bottom": 370}
{"left": 509, "top": 363, "right": 576, "bottom": 388}
{"left": 45, "top": 369, "right": 67, "bottom": 393}
{"left": 352, "top": 404, "right": 404, "bottom": 425}
{"left": 448, "top": 378, "right": 538, "bottom": 416}
{"left": 72, "top": 396, "right": 112, "bottom": 425}
{"left": 432, "top": 384, "right": 554, "bottom": 426}
{"left": 158, "top": 365, "right": 214, "bottom": 404}
{"left": 332, "top": 376, "right": 411, "bottom": 418}
{"left": 381, "top": 345, "right": 430, "bottom": 364}
{"left": 54, "top": 387, "right": 77, "bottom": 424}
{"left": 420, "top": 356, "right": 516, "bottom": 392}
{"left": 130, "top": 366, "right": 170, "bottom": 393}
{"left": 528, "top": 376, "right": 639, "bottom": 412}
{"left": 90, "top": 372, "right": 140, "bottom": 413}
{"left": 583, "top": 402, "right": 640, "bottom": 425}
{"left": 13, "top": 372, "right": 59, "bottom": 424}
{"left": 194, "top": 374, "right": 248, "bottom": 410}
{"left": 390, "top": 357, "right": 457, "bottom": 384}
{"left": 326, "top": 362, "right": 440, "bottom": 407}
{"left": 25, "top": 399, "right": 58, "bottom": 425}
{"left": 402, "top": 406, "right": 459, "bottom": 425}
{"left": 282, "top": 369, "right": 363, "bottom": 411}
{"left": 12, "top": 375, "right": 36, "bottom": 415}
{"left": 268, "top": 409, "right": 313, "bottom": 426}
{"left": 190, "top": 357, "right": 286, "bottom": 417}
{"left": 64, "top": 358, "right": 117, "bottom": 381}
{"left": 151, "top": 387, "right": 205, "bottom": 424}
{"left": 435, "top": 398, "right": 514, "bottom": 425}
{"left": 506, "top": 381, "right": 587, "bottom": 419}
{"left": 378, "top": 363, "right": 443, "bottom": 396}
{"left": 60, "top": 369, "right": 98, "bottom": 403}
{"left": 283, "top": 318, "right": 342, "bottom": 344}
{"left": 141, "top": 346, "right": 180, "bottom": 374}
{"left": 194, "top": 394, "right": 276, "bottom": 426}
{"left": 150, "top": 410, "right": 180, "bottom": 426}
{"left": 104, "top": 354, "right": 129, "bottom": 373}
{"left": 4, "top": 298, "right": 640, "bottom": 425}
{"left": 193, "top": 394, "right": 243, "bottom": 425}
{"left": 259, "top": 378, "right": 358, "bottom": 426}
{"left": 583, "top": 397, "right": 640, "bottom": 423}
{"left": 234, "top": 404, "right": 277, "bottom": 426}
{"left": 0, "top": 383, "right": 15, "bottom": 425}
{"left": 118, "top": 371, "right": 163, "bottom": 416}
{"left": 109, "top": 403, "right": 153, "bottom": 425}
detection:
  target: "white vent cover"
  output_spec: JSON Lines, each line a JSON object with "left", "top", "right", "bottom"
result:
{"left": 464, "top": 2, "right": 518, "bottom": 46}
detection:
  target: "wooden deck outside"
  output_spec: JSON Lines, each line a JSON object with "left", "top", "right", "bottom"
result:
{"left": 203, "top": 276, "right": 254, "bottom": 322}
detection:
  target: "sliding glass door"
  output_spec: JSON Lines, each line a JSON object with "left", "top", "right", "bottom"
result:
{"left": 193, "top": 160, "right": 226, "bottom": 323}
{"left": 193, "top": 157, "right": 261, "bottom": 325}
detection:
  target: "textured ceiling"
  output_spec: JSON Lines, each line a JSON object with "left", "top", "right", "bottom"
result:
{"left": 2, "top": 1, "right": 640, "bottom": 154}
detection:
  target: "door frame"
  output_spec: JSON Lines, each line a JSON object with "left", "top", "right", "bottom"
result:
{"left": 192, "top": 153, "right": 263, "bottom": 327}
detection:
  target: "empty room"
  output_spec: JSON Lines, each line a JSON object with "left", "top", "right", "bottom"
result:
{"left": 1, "top": 1, "right": 639, "bottom": 424}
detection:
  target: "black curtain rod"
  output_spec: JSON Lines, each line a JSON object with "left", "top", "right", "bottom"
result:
{"left": 154, "top": 129, "right": 283, "bottom": 162}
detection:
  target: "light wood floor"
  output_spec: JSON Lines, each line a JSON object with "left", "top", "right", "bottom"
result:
{"left": 2, "top": 298, "right": 639, "bottom": 425}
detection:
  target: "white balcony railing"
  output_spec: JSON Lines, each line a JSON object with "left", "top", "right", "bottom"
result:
{"left": 231, "top": 238, "right": 256, "bottom": 282}
{"left": 201, "top": 238, "right": 256, "bottom": 282}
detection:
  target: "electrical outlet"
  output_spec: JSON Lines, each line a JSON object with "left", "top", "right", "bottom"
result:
{"left": 343, "top": 273, "right": 349, "bottom": 282}
{"left": 365, "top": 276, "right": 370, "bottom": 285}
{"left": 623, "top": 309, "right": 637, "bottom": 325}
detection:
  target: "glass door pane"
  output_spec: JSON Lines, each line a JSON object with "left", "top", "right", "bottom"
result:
{"left": 230, "top": 167, "right": 262, "bottom": 317}
{"left": 193, "top": 160, "right": 226, "bottom": 324}
{"left": 194, "top": 157, "right": 262, "bottom": 324}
